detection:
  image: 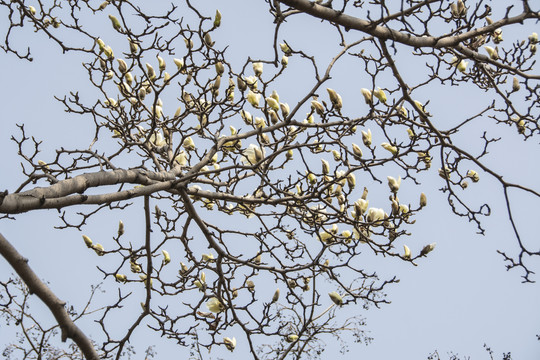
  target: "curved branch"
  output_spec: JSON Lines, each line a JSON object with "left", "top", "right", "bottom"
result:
{"left": 0, "top": 233, "right": 100, "bottom": 360}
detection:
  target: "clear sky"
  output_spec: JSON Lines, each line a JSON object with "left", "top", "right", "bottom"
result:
{"left": 1, "top": 1, "right": 539, "bottom": 359}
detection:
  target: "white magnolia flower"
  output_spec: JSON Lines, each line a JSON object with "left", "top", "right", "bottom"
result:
{"left": 241, "top": 144, "right": 265, "bottom": 165}
{"left": 387, "top": 176, "right": 402, "bottom": 192}
{"left": 367, "top": 207, "right": 386, "bottom": 223}
{"left": 206, "top": 297, "right": 225, "bottom": 313}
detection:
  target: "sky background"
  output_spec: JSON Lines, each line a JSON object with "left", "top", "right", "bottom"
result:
{"left": 1, "top": 0, "right": 539, "bottom": 359}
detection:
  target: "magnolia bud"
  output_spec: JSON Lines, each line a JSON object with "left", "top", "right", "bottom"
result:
{"left": 420, "top": 243, "right": 436, "bottom": 256}
{"left": 328, "top": 291, "right": 343, "bottom": 306}
{"left": 272, "top": 288, "right": 280, "bottom": 303}
{"left": 108, "top": 14, "right": 122, "bottom": 32}
{"left": 420, "top": 192, "right": 427, "bottom": 207}
{"left": 82, "top": 235, "right": 93, "bottom": 248}
{"left": 162, "top": 250, "right": 171, "bottom": 264}
{"left": 403, "top": 245, "right": 411, "bottom": 259}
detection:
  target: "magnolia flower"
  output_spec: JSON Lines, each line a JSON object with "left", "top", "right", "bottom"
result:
{"left": 361, "top": 88, "right": 372, "bottom": 104}
{"left": 162, "top": 250, "right": 171, "bottom": 264}
{"left": 311, "top": 100, "right": 324, "bottom": 116}
{"left": 130, "top": 261, "right": 141, "bottom": 273}
{"left": 117, "top": 58, "right": 128, "bottom": 73}
{"left": 281, "top": 55, "right": 289, "bottom": 66}
{"left": 82, "top": 235, "right": 93, "bottom": 248}
{"left": 403, "top": 245, "right": 411, "bottom": 260}
{"left": 420, "top": 192, "right": 427, "bottom": 207}
{"left": 117, "top": 220, "right": 124, "bottom": 236}
{"left": 150, "top": 132, "right": 166, "bottom": 147}
{"left": 354, "top": 199, "right": 369, "bottom": 217}
{"left": 318, "top": 230, "right": 333, "bottom": 244}
{"left": 253, "top": 62, "right": 263, "bottom": 76}
{"left": 145, "top": 63, "right": 156, "bottom": 80}
{"left": 467, "top": 170, "right": 480, "bottom": 182}
{"left": 328, "top": 291, "right": 343, "bottom": 306}
{"left": 512, "top": 77, "right": 520, "bottom": 91}
{"left": 242, "top": 144, "right": 265, "bottom": 165}
{"left": 223, "top": 337, "right": 236, "bottom": 351}
{"left": 453, "top": 57, "right": 468, "bottom": 73}
{"left": 174, "top": 151, "right": 188, "bottom": 166}
{"left": 28, "top": 6, "right": 36, "bottom": 15}
{"left": 213, "top": 9, "right": 222, "bottom": 27}
{"left": 420, "top": 243, "right": 436, "bottom": 256}
{"left": 399, "top": 106, "right": 408, "bottom": 118}
{"left": 280, "top": 102, "right": 290, "bottom": 118}
{"left": 280, "top": 42, "right": 291, "bottom": 54}
{"left": 381, "top": 142, "right": 398, "bottom": 155}
{"left": 484, "top": 45, "right": 499, "bottom": 60}
{"left": 286, "top": 334, "right": 299, "bottom": 343}
{"left": 492, "top": 28, "right": 503, "bottom": 43}
{"left": 272, "top": 288, "right": 280, "bottom": 303}
{"left": 367, "top": 208, "right": 385, "bottom": 223}
{"left": 202, "top": 253, "right": 214, "bottom": 262}
{"left": 92, "top": 243, "right": 105, "bottom": 256}
{"left": 347, "top": 173, "right": 356, "bottom": 189}
{"left": 206, "top": 297, "right": 225, "bottom": 313}
{"left": 387, "top": 176, "right": 402, "bottom": 192}
{"left": 399, "top": 204, "right": 409, "bottom": 214}
{"left": 326, "top": 88, "right": 343, "bottom": 110}
{"left": 351, "top": 143, "right": 363, "bottom": 159}
{"left": 183, "top": 136, "right": 195, "bottom": 151}
{"left": 173, "top": 58, "right": 184, "bottom": 71}
{"left": 247, "top": 90, "right": 261, "bottom": 107}
{"left": 240, "top": 109, "right": 253, "bottom": 124}
{"left": 115, "top": 274, "right": 127, "bottom": 283}
{"left": 321, "top": 159, "right": 330, "bottom": 174}
{"left": 529, "top": 32, "right": 538, "bottom": 44}
{"left": 361, "top": 129, "right": 372, "bottom": 147}
{"left": 450, "top": 0, "right": 466, "bottom": 18}
{"left": 157, "top": 55, "right": 166, "bottom": 71}
{"left": 373, "top": 87, "right": 387, "bottom": 103}
{"left": 108, "top": 14, "right": 122, "bottom": 31}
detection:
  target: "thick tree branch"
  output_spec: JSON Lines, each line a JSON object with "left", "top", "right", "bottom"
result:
{"left": 0, "top": 233, "right": 100, "bottom": 360}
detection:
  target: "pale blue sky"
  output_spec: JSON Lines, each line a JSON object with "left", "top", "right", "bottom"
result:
{"left": 1, "top": 1, "right": 539, "bottom": 359}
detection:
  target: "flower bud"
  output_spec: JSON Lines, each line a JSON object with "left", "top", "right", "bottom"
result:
{"left": 361, "top": 88, "right": 372, "bottom": 104}
{"left": 214, "top": 9, "right": 222, "bottom": 27}
{"left": 373, "top": 87, "right": 387, "bottom": 103}
{"left": 272, "top": 288, "right": 280, "bottom": 303}
{"left": 115, "top": 273, "right": 127, "bottom": 283}
{"left": 484, "top": 46, "right": 499, "bottom": 60}
{"left": 381, "top": 142, "right": 398, "bottom": 155}
{"left": 82, "top": 235, "right": 93, "bottom": 248}
{"left": 108, "top": 14, "right": 122, "bottom": 32}
{"left": 328, "top": 291, "right": 343, "bottom": 306}
{"left": 253, "top": 62, "right": 263, "bottom": 77}
{"left": 387, "top": 176, "right": 402, "bottom": 192}
{"left": 420, "top": 192, "right": 427, "bottom": 207}
{"left": 403, "top": 245, "right": 411, "bottom": 259}
{"left": 420, "top": 242, "right": 436, "bottom": 256}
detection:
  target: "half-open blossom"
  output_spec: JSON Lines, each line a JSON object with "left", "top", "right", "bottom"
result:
{"left": 247, "top": 90, "right": 261, "bottom": 107}
{"left": 387, "top": 176, "right": 402, "bottom": 192}
{"left": 361, "top": 129, "right": 372, "bottom": 146}
{"left": 223, "top": 337, "right": 236, "bottom": 351}
{"left": 253, "top": 62, "right": 263, "bottom": 76}
{"left": 381, "top": 142, "right": 398, "bottom": 155}
{"left": 206, "top": 297, "right": 225, "bottom": 313}
{"left": 361, "top": 88, "right": 372, "bottom": 104}
{"left": 241, "top": 144, "right": 265, "bottom": 165}
{"left": 366, "top": 207, "right": 385, "bottom": 223}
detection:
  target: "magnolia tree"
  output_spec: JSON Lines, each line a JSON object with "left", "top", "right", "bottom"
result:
{"left": 0, "top": 0, "right": 539, "bottom": 359}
